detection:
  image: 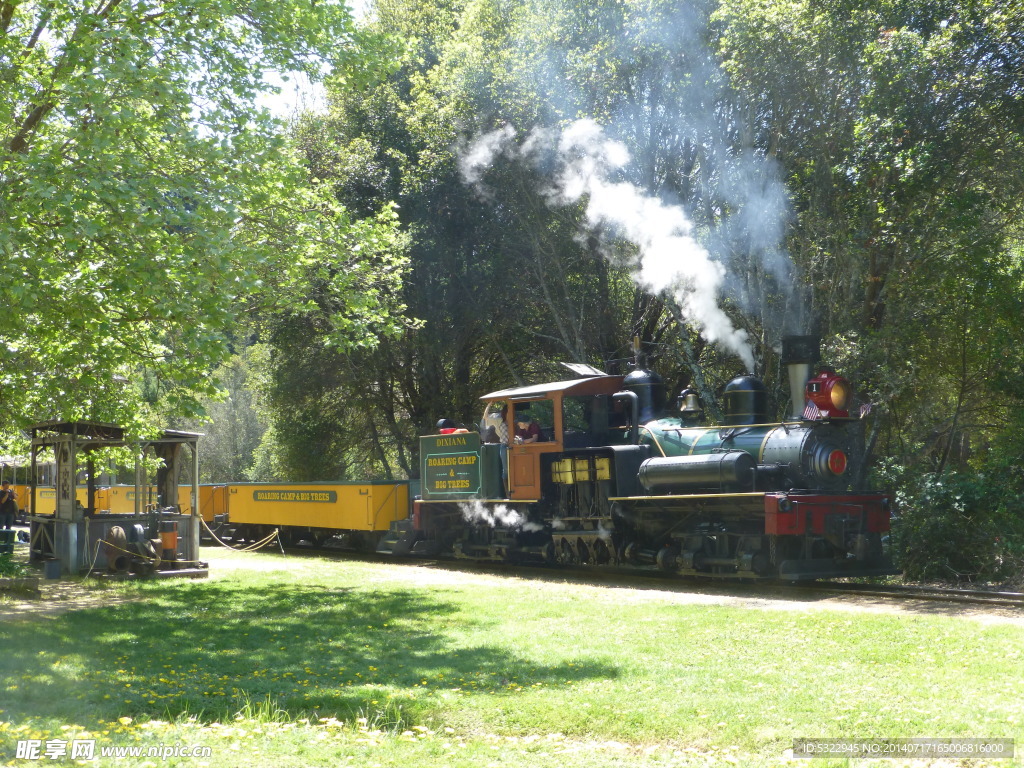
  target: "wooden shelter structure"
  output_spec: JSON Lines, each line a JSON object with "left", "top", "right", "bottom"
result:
{"left": 27, "top": 420, "right": 204, "bottom": 577}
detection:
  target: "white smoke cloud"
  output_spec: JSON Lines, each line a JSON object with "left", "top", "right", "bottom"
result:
{"left": 458, "top": 123, "right": 517, "bottom": 186}
{"left": 458, "top": 500, "right": 544, "bottom": 532}
{"left": 459, "top": 118, "right": 755, "bottom": 370}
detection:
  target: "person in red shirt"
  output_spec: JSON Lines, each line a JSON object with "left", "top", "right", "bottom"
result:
{"left": 436, "top": 418, "right": 468, "bottom": 434}
{"left": 514, "top": 413, "right": 541, "bottom": 444}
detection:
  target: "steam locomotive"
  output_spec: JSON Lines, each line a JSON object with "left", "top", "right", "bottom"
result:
{"left": 385, "top": 335, "right": 895, "bottom": 580}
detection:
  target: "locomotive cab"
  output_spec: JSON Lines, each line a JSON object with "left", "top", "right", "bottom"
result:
{"left": 406, "top": 371, "right": 654, "bottom": 561}
{"left": 478, "top": 374, "right": 637, "bottom": 502}
{"left": 417, "top": 373, "right": 645, "bottom": 504}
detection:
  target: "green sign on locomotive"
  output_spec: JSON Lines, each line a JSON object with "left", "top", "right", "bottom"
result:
{"left": 420, "top": 433, "right": 482, "bottom": 497}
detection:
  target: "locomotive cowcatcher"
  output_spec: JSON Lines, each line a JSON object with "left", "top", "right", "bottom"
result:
{"left": 383, "top": 336, "right": 895, "bottom": 580}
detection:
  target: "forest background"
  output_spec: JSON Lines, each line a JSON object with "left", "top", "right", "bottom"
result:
{"left": 1, "top": 0, "right": 1022, "bottom": 581}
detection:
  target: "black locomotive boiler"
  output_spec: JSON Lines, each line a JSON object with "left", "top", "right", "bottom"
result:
{"left": 383, "top": 336, "right": 894, "bottom": 580}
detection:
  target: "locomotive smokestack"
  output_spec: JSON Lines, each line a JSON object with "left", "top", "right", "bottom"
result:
{"left": 781, "top": 335, "right": 819, "bottom": 420}
{"left": 624, "top": 336, "right": 666, "bottom": 423}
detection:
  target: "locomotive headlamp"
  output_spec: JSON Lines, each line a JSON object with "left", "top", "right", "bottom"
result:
{"left": 805, "top": 371, "right": 851, "bottom": 418}
{"left": 828, "top": 379, "right": 850, "bottom": 410}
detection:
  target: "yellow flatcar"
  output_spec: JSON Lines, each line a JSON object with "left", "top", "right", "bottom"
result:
{"left": 205, "top": 481, "right": 409, "bottom": 550}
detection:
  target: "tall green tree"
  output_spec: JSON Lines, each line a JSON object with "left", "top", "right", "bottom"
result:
{"left": 717, "top": 0, "right": 1024, "bottom": 467}
{"left": 406, "top": 0, "right": 783, "bottom": 391}
{"left": 261, "top": 0, "right": 804, "bottom": 477}
{"left": 0, "top": 0, "right": 408, "bottom": 442}
{"left": 178, "top": 350, "right": 266, "bottom": 483}
{"left": 264, "top": 0, "right": 1024, "bottom": 501}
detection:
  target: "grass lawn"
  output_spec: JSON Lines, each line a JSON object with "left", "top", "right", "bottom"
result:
{"left": 1, "top": 548, "right": 1022, "bottom": 766}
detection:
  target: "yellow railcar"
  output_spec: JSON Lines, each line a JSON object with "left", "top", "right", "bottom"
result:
{"left": 16, "top": 486, "right": 91, "bottom": 517}
{"left": 18, "top": 479, "right": 410, "bottom": 551}
{"left": 205, "top": 482, "right": 409, "bottom": 550}
{"left": 23, "top": 484, "right": 199, "bottom": 517}
{"left": 99, "top": 485, "right": 146, "bottom": 514}
{"left": 12, "top": 483, "right": 32, "bottom": 519}
{"left": 196, "top": 485, "right": 223, "bottom": 522}
{"left": 98, "top": 484, "right": 198, "bottom": 515}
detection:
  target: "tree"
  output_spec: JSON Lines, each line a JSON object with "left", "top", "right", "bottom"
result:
{"left": 0, "top": 0, "right": 408, "bottom": 444}
{"left": 717, "top": 0, "right": 1024, "bottom": 444}
{"left": 260, "top": 0, "right": 1024, "bottom": 506}
{"left": 179, "top": 351, "right": 266, "bottom": 483}
{"left": 406, "top": 0, "right": 786, "bottom": 386}
{"left": 256, "top": 0, "right": 803, "bottom": 478}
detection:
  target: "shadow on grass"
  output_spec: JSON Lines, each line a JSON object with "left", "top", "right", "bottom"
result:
{"left": 0, "top": 578, "right": 618, "bottom": 730}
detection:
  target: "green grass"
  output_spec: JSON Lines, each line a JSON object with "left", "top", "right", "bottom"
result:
{"left": 0, "top": 551, "right": 29, "bottom": 578}
{"left": 1, "top": 548, "right": 1022, "bottom": 766}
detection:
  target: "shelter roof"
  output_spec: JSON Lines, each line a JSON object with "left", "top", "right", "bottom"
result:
{"left": 28, "top": 421, "right": 201, "bottom": 447}
{"left": 29, "top": 421, "right": 125, "bottom": 441}
{"left": 481, "top": 375, "right": 624, "bottom": 401}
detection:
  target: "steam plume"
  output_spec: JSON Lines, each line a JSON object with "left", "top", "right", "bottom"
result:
{"left": 458, "top": 500, "right": 543, "bottom": 531}
{"left": 460, "top": 119, "right": 755, "bottom": 370}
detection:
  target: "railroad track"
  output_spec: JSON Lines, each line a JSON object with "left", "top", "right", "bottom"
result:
{"left": 787, "top": 581, "right": 1024, "bottom": 609}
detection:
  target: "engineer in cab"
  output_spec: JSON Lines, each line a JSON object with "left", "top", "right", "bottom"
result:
{"left": 514, "top": 411, "right": 541, "bottom": 444}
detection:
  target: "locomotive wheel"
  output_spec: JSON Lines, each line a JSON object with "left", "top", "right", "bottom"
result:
{"left": 593, "top": 539, "right": 612, "bottom": 566}
{"left": 559, "top": 539, "right": 577, "bottom": 565}
{"left": 576, "top": 540, "right": 590, "bottom": 565}
{"left": 542, "top": 541, "right": 557, "bottom": 564}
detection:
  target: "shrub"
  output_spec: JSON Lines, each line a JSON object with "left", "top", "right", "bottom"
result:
{"left": 892, "top": 471, "right": 1024, "bottom": 584}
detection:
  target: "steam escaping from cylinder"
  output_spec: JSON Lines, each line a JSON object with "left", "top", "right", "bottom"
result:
{"left": 460, "top": 120, "right": 755, "bottom": 371}
{"left": 458, "top": 500, "right": 543, "bottom": 532}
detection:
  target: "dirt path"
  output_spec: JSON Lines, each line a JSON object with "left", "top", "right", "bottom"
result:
{"left": 4, "top": 548, "right": 1023, "bottom": 627}
{"left": 0, "top": 578, "right": 141, "bottom": 620}
{"left": 367, "top": 560, "right": 1024, "bottom": 627}
{"left": 212, "top": 547, "right": 1024, "bottom": 627}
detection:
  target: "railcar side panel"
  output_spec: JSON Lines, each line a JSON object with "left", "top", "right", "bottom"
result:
{"left": 218, "top": 482, "right": 409, "bottom": 532}
{"left": 18, "top": 487, "right": 91, "bottom": 517}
